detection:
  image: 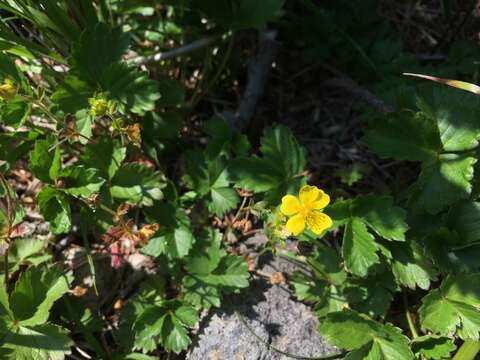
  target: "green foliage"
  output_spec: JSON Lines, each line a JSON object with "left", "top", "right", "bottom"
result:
{"left": 230, "top": 125, "right": 306, "bottom": 204}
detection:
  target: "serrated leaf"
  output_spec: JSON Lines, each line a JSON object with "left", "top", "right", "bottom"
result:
{"left": 419, "top": 273, "right": 480, "bottom": 340}
{"left": 209, "top": 187, "right": 239, "bottom": 217}
{"left": 51, "top": 76, "right": 93, "bottom": 114}
{"left": 60, "top": 166, "right": 105, "bottom": 198}
{"left": 81, "top": 138, "right": 126, "bottom": 180}
{"left": 411, "top": 335, "right": 456, "bottom": 360}
{"left": 230, "top": 125, "right": 306, "bottom": 204}
{"left": 100, "top": 63, "right": 160, "bottom": 115}
{"left": 185, "top": 228, "right": 222, "bottom": 275}
{"left": 110, "top": 164, "right": 166, "bottom": 206}
{"left": 3, "top": 323, "right": 73, "bottom": 360}
{"left": 342, "top": 218, "right": 380, "bottom": 277}
{"left": 352, "top": 195, "right": 408, "bottom": 241}
{"left": 37, "top": 186, "right": 71, "bottom": 234}
{"left": 10, "top": 266, "right": 72, "bottom": 326}
{"left": 30, "top": 138, "right": 61, "bottom": 183}
{"left": 363, "top": 110, "right": 441, "bottom": 162}
{"left": 411, "top": 154, "right": 476, "bottom": 214}
{"left": 390, "top": 240, "right": 437, "bottom": 290}
{"left": 447, "top": 201, "right": 480, "bottom": 244}
{"left": 145, "top": 224, "right": 194, "bottom": 259}
{"left": 319, "top": 310, "right": 414, "bottom": 360}
{"left": 417, "top": 86, "right": 480, "bottom": 152}
{"left": 1, "top": 99, "right": 31, "bottom": 128}
{"left": 73, "top": 23, "right": 130, "bottom": 83}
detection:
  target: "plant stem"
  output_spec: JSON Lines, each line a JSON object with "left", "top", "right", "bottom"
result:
{"left": 403, "top": 291, "right": 419, "bottom": 339}
{"left": 453, "top": 340, "right": 480, "bottom": 360}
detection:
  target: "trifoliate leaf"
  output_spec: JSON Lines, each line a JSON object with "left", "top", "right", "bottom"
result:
{"left": 110, "top": 163, "right": 166, "bottom": 206}
{"left": 319, "top": 310, "right": 414, "bottom": 360}
{"left": 60, "top": 166, "right": 105, "bottom": 198}
{"left": 30, "top": 137, "right": 61, "bottom": 183}
{"left": 417, "top": 85, "right": 480, "bottom": 152}
{"left": 342, "top": 218, "right": 380, "bottom": 277}
{"left": 363, "top": 110, "right": 441, "bottom": 162}
{"left": 9, "top": 266, "right": 72, "bottom": 327}
{"left": 100, "top": 63, "right": 160, "bottom": 115}
{"left": 183, "top": 255, "right": 249, "bottom": 309}
{"left": 230, "top": 125, "right": 306, "bottom": 204}
{"left": 410, "top": 154, "right": 476, "bottom": 214}
{"left": 183, "top": 151, "right": 239, "bottom": 216}
{"left": 204, "top": 116, "right": 250, "bottom": 158}
{"left": 411, "top": 335, "right": 456, "bottom": 360}
{"left": 37, "top": 186, "right": 71, "bottom": 234}
{"left": 419, "top": 273, "right": 480, "bottom": 340}
{"left": 2, "top": 323, "right": 73, "bottom": 360}
{"left": 334, "top": 162, "right": 370, "bottom": 186}
{"left": 390, "top": 240, "right": 437, "bottom": 290}
{"left": 73, "top": 23, "right": 130, "bottom": 83}
{"left": 1, "top": 99, "right": 31, "bottom": 128}
{"left": 133, "top": 300, "right": 198, "bottom": 354}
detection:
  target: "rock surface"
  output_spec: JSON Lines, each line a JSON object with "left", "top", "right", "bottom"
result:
{"left": 187, "top": 254, "right": 338, "bottom": 360}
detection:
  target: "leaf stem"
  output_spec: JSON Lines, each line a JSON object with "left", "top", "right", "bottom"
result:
{"left": 453, "top": 340, "right": 480, "bottom": 360}
{"left": 402, "top": 290, "right": 419, "bottom": 339}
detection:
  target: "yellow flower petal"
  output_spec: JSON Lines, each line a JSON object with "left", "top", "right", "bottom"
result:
{"left": 286, "top": 214, "right": 306, "bottom": 236}
{"left": 299, "top": 185, "right": 321, "bottom": 204}
{"left": 312, "top": 191, "right": 330, "bottom": 209}
{"left": 280, "top": 195, "right": 301, "bottom": 216}
{"left": 306, "top": 211, "right": 332, "bottom": 235}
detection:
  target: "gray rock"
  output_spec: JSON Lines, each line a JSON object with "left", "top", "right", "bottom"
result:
{"left": 187, "top": 255, "right": 338, "bottom": 360}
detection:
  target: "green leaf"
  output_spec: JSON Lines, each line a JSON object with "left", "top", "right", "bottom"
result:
{"left": 60, "top": 166, "right": 105, "bottom": 198}
{"left": 73, "top": 23, "right": 130, "bottom": 83}
{"left": 3, "top": 323, "right": 73, "bottom": 360}
{"left": 410, "top": 154, "right": 476, "bottom": 214}
{"left": 9, "top": 266, "right": 72, "bottom": 326}
{"left": 30, "top": 138, "right": 61, "bottom": 183}
{"left": 230, "top": 125, "right": 306, "bottom": 204}
{"left": 74, "top": 109, "right": 93, "bottom": 145}
{"left": 390, "top": 240, "right": 437, "bottom": 290}
{"left": 419, "top": 273, "right": 480, "bottom": 340}
{"left": 144, "top": 220, "right": 194, "bottom": 259}
{"left": 51, "top": 76, "right": 93, "bottom": 114}
{"left": 417, "top": 86, "right": 480, "bottom": 152}
{"left": 411, "top": 335, "right": 456, "bottom": 360}
{"left": 110, "top": 163, "right": 167, "bottom": 206}
{"left": 319, "top": 310, "right": 414, "bottom": 360}
{"left": 133, "top": 301, "right": 198, "bottom": 354}
{"left": 1, "top": 99, "right": 31, "bottom": 128}
{"left": 363, "top": 110, "right": 442, "bottom": 162}
{"left": 4, "top": 238, "right": 51, "bottom": 273}
{"left": 352, "top": 195, "right": 408, "bottom": 241}
{"left": 342, "top": 218, "right": 380, "bottom": 277}
{"left": 37, "top": 186, "right": 71, "bottom": 234}
{"left": 447, "top": 201, "right": 480, "bottom": 244}
{"left": 185, "top": 228, "right": 222, "bottom": 275}
{"left": 81, "top": 138, "right": 126, "bottom": 180}
{"left": 183, "top": 151, "right": 239, "bottom": 216}
{"left": 156, "top": 77, "right": 185, "bottom": 107}
{"left": 183, "top": 255, "right": 249, "bottom": 309}
{"left": 100, "top": 63, "right": 160, "bottom": 115}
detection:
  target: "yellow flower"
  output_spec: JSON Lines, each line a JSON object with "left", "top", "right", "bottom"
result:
{"left": 280, "top": 185, "right": 332, "bottom": 236}
{"left": 0, "top": 78, "right": 17, "bottom": 102}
